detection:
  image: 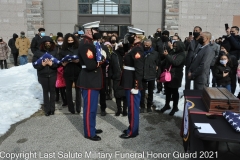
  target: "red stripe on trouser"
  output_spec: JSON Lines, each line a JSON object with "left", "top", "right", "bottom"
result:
{"left": 130, "top": 94, "right": 134, "bottom": 136}
{"left": 87, "top": 90, "right": 91, "bottom": 137}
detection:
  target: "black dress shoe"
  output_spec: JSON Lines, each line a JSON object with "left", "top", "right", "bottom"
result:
{"left": 101, "top": 111, "right": 106, "bottom": 116}
{"left": 122, "top": 111, "right": 127, "bottom": 116}
{"left": 160, "top": 105, "right": 171, "bottom": 113}
{"left": 95, "top": 129, "right": 103, "bottom": 134}
{"left": 50, "top": 111, "right": 54, "bottom": 115}
{"left": 70, "top": 111, "right": 75, "bottom": 114}
{"left": 85, "top": 135, "right": 101, "bottom": 141}
{"left": 169, "top": 108, "right": 179, "bottom": 116}
{"left": 62, "top": 103, "right": 67, "bottom": 107}
{"left": 123, "top": 129, "right": 128, "bottom": 134}
{"left": 119, "top": 133, "right": 136, "bottom": 139}
{"left": 45, "top": 112, "right": 51, "bottom": 116}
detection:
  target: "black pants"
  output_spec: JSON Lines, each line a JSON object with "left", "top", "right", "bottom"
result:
{"left": 116, "top": 97, "right": 127, "bottom": 109}
{"left": 210, "top": 67, "right": 216, "bottom": 87}
{"left": 100, "top": 88, "right": 107, "bottom": 111}
{"left": 38, "top": 76, "right": 56, "bottom": 113}
{"left": 165, "top": 86, "right": 179, "bottom": 108}
{"left": 55, "top": 87, "right": 67, "bottom": 104}
{"left": 12, "top": 52, "right": 19, "bottom": 66}
{"left": 157, "top": 82, "right": 163, "bottom": 92}
{"left": 0, "top": 60, "right": 7, "bottom": 69}
{"left": 105, "top": 76, "right": 112, "bottom": 99}
{"left": 65, "top": 78, "right": 81, "bottom": 113}
{"left": 230, "top": 74, "right": 237, "bottom": 94}
{"left": 140, "top": 80, "right": 155, "bottom": 108}
{"left": 100, "top": 70, "right": 107, "bottom": 111}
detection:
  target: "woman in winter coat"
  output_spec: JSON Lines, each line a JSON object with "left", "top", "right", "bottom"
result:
{"left": 213, "top": 52, "right": 232, "bottom": 92}
{"left": 159, "top": 41, "right": 186, "bottom": 116}
{"left": 59, "top": 33, "right": 81, "bottom": 114}
{"left": 8, "top": 33, "right": 19, "bottom": 66}
{"left": 0, "top": 37, "right": 9, "bottom": 69}
{"left": 32, "top": 36, "right": 58, "bottom": 116}
{"left": 55, "top": 33, "right": 67, "bottom": 107}
{"left": 109, "top": 42, "right": 127, "bottom": 116}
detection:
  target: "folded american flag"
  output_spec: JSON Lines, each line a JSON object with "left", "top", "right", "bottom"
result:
{"left": 33, "top": 52, "right": 60, "bottom": 65}
{"left": 95, "top": 41, "right": 102, "bottom": 62}
{"left": 61, "top": 55, "right": 79, "bottom": 62}
{"left": 223, "top": 111, "right": 240, "bottom": 132}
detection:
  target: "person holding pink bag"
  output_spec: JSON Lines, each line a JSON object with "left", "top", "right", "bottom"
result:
{"left": 159, "top": 41, "right": 186, "bottom": 116}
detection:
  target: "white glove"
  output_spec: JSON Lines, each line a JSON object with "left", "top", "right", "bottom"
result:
{"left": 131, "top": 88, "right": 139, "bottom": 94}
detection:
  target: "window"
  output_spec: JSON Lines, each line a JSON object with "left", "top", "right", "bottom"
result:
{"left": 79, "top": 0, "right": 131, "bottom": 15}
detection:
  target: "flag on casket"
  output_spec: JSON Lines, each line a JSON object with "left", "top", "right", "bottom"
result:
{"left": 223, "top": 111, "right": 240, "bottom": 132}
{"left": 182, "top": 100, "right": 195, "bottom": 152}
{"left": 61, "top": 55, "right": 79, "bottom": 62}
{"left": 33, "top": 52, "right": 60, "bottom": 65}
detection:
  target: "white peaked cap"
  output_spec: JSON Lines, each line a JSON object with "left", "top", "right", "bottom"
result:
{"left": 128, "top": 26, "right": 145, "bottom": 35}
{"left": 82, "top": 21, "right": 100, "bottom": 29}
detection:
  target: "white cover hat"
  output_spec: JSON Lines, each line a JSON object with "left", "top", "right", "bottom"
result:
{"left": 128, "top": 26, "right": 145, "bottom": 35}
{"left": 82, "top": 21, "right": 100, "bottom": 29}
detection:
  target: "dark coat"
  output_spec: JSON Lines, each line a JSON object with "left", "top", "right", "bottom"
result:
{"left": 32, "top": 49, "right": 58, "bottom": 78}
{"left": 8, "top": 33, "right": 18, "bottom": 54}
{"left": 59, "top": 47, "right": 81, "bottom": 81}
{"left": 120, "top": 42, "right": 144, "bottom": 90}
{"left": 161, "top": 41, "right": 186, "bottom": 88}
{"left": 31, "top": 34, "right": 42, "bottom": 54}
{"left": 109, "top": 49, "right": 125, "bottom": 98}
{"left": 77, "top": 36, "right": 103, "bottom": 89}
{"left": 209, "top": 42, "right": 220, "bottom": 66}
{"left": 213, "top": 64, "right": 231, "bottom": 87}
{"left": 225, "top": 35, "right": 240, "bottom": 59}
{"left": 188, "top": 44, "right": 215, "bottom": 85}
{"left": 185, "top": 39, "right": 201, "bottom": 68}
{"left": 143, "top": 48, "right": 159, "bottom": 81}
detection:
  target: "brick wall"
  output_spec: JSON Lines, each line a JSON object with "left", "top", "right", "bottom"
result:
{"left": 26, "top": 0, "right": 44, "bottom": 39}
{"left": 165, "top": 0, "right": 180, "bottom": 36}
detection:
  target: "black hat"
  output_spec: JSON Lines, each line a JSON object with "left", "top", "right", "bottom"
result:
{"left": 57, "top": 32, "right": 63, "bottom": 37}
{"left": 162, "top": 30, "right": 170, "bottom": 37}
{"left": 20, "top": 31, "right": 25, "bottom": 35}
{"left": 221, "top": 41, "right": 231, "bottom": 52}
{"left": 38, "top": 28, "right": 45, "bottom": 32}
{"left": 40, "top": 36, "right": 53, "bottom": 44}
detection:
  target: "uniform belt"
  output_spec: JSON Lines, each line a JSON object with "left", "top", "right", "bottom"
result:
{"left": 82, "top": 65, "right": 86, "bottom": 68}
{"left": 124, "top": 66, "right": 135, "bottom": 71}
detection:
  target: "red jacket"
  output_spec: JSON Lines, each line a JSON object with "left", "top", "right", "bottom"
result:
{"left": 56, "top": 66, "right": 66, "bottom": 88}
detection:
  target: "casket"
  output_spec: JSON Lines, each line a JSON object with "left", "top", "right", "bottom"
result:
{"left": 202, "top": 87, "right": 240, "bottom": 114}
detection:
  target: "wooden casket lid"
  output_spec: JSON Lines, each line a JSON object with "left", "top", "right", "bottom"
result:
{"left": 203, "top": 87, "right": 239, "bottom": 101}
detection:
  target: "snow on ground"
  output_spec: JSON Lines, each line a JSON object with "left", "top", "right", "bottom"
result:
{"left": 0, "top": 63, "right": 42, "bottom": 135}
{"left": 0, "top": 63, "right": 239, "bottom": 135}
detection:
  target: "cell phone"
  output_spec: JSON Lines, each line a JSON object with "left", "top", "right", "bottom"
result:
{"left": 163, "top": 44, "right": 167, "bottom": 51}
{"left": 189, "top": 32, "right": 192, "bottom": 36}
{"left": 225, "top": 23, "right": 229, "bottom": 30}
{"left": 224, "top": 68, "right": 230, "bottom": 73}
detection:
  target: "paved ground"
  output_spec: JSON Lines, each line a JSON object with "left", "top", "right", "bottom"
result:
{"left": 1, "top": 58, "right": 240, "bottom": 160}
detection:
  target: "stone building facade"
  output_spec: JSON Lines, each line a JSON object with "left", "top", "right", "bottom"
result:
{"left": 0, "top": 0, "right": 239, "bottom": 43}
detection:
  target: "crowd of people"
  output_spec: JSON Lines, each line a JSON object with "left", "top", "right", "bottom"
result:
{"left": 1, "top": 21, "right": 240, "bottom": 141}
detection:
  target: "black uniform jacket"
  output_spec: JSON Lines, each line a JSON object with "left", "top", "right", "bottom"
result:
{"left": 77, "top": 36, "right": 103, "bottom": 89}
{"left": 59, "top": 47, "right": 81, "bottom": 80}
{"left": 32, "top": 49, "right": 58, "bottom": 78}
{"left": 120, "top": 42, "right": 144, "bottom": 90}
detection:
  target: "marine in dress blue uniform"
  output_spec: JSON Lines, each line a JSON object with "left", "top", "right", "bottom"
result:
{"left": 120, "top": 27, "right": 145, "bottom": 138}
{"left": 77, "top": 21, "right": 104, "bottom": 141}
